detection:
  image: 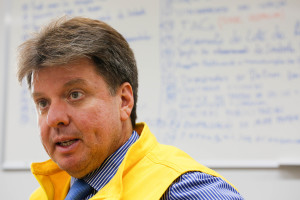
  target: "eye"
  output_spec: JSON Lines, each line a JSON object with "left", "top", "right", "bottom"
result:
{"left": 36, "top": 99, "right": 49, "bottom": 111}
{"left": 69, "top": 91, "right": 84, "bottom": 100}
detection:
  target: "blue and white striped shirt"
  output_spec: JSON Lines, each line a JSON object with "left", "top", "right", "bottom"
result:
{"left": 70, "top": 131, "right": 139, "bottom": 199}
{"left": 71, "top": 131, "right": 243, "bottom": 199}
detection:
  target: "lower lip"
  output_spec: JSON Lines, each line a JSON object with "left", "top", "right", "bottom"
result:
{"left": 55, "top": 140, "right": 80, "bottom": 154}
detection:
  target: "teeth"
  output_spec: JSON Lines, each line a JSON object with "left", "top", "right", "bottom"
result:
{"left": 58, "top": 140, "right": 76, "bottom": 147}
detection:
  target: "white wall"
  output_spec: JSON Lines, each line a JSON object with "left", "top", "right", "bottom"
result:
{"left": 0, "top": 0, "right": 300, "bottom": 199}
{"left": 219, "top": 167, "right": 300, "bottom": 199}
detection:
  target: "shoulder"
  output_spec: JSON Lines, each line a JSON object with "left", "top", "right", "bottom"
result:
{"left": 161, "top": 171, "right": 244, "bottom": 200}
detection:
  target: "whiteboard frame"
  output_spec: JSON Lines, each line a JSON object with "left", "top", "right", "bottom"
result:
{"left": 3, "top": 159, "right": 300, "bottom": 171}
{"left": 1, "top": 0, "right": 12, "bottom": 171}
{"left": 2, "top": 0, "right": 300, "bottom": 170}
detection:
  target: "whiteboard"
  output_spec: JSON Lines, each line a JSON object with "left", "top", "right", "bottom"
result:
{"left": 2, "top": 0, "right": 300, "bottom": 169}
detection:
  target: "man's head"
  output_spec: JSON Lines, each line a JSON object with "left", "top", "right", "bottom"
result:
{"left": 18, "top": 16, "right": 138, "bottom": 127}
{"left": 17, "top": 17, "right": 138, "bottom": 178}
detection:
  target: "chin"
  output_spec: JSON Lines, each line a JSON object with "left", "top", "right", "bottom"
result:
{"left": 56, "top": 158, "right": 91, "bottom": 178}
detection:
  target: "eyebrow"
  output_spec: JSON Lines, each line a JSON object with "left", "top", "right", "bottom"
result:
{"left": 31, "top": 78, "right": 88, "bottom": 99}
{"left": 62, "top": 78, "right": 88, "bottom": 89}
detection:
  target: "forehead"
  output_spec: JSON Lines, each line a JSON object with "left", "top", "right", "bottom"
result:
{"left": 30, "top": 58, "right": 102, "bottom": 92}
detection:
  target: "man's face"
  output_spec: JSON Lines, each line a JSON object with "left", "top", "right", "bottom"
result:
{"left": 31, "top": 58, "right": 132, "bottom": 178}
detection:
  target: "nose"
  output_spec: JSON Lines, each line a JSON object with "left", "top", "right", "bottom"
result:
{"left": 46, "top": 100, "right": 70, "bottom": 127}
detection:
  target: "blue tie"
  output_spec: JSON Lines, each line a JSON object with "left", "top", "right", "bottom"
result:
{"left": 65, "top": 179, "right": 93, "bottom": 200}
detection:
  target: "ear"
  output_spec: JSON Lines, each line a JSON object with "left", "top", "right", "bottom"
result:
{"left": 118, "top": 82, "right": 134, "bottom": 122}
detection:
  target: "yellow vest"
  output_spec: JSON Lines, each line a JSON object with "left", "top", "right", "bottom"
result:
{"left": 30, "top": 122, "right": 236, "bottom": 200}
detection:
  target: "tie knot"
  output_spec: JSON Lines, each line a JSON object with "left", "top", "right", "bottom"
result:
{"left": 65, "top": 179, "right": 93, "bottom": 200}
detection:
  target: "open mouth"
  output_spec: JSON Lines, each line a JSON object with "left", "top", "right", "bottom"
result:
{"left": 56, "top": 139, "right": 79, "bottom": 147}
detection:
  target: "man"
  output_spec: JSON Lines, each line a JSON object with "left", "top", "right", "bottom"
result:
{"left": 18, "top": 17, "right": 243, "bottom": 199}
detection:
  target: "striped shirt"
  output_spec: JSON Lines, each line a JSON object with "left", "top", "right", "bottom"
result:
{"left": 70, "top": 131, "right": 140, "bottom": 199}
{"left": 161, "top": 172, "right": 243, "bottom": 200}
{"left": 70, "top": 131, "right": 244, "bottom": 199}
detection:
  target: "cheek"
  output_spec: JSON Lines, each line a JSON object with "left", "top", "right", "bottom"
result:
{"left": 39, "top": 127, "right": 51, "bottom": 155}
{"left": 78, "top": 104, "right": 111, "bottom": 127}
{"left": 77, "top": 110, "right": 102, "bottom": 130}
{"left": 38, "top": 118, "right": 47, "bottom": 142}
{"left": 77, "top": 109, "right": 114, "bottom": 144}
{"left": 37, "top": 118, "right": 52, "bottom": 151}
{"left": 75, "top": 111, "right": 105, "bottom": 142}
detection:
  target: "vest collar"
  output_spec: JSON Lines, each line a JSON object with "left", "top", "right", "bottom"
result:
{"left": 30, "top": 122, "right": 152, "bottom": 199}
